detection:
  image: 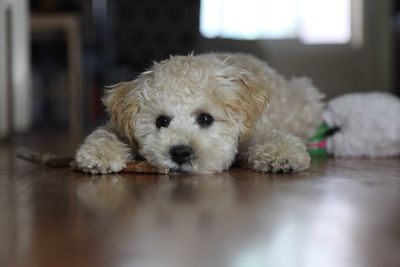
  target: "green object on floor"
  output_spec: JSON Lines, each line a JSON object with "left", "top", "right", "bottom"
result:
{"left": 307, "top": 123, "right": 331, "bottom": 157}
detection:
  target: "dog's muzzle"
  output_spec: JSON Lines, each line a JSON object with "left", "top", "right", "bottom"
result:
{"left": 169, "top": 145, "right": 193, "bottom": 165}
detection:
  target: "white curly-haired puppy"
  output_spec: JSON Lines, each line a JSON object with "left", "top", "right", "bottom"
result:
{"left": 75, "top": 53, "right": 325, "bottom": 174}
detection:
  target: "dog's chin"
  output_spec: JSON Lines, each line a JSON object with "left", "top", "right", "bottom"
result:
{"left": 169, "top": 162, "right": 204, "bottom": 174}
{"left": 170, "top": 164, "right": 192, "bottom": 174}
{"left": 142, "top": 150, "right": 229, "bottom": 174}
{"left": 165, "top": 161, "right": 218, "bottom": 174}
{"left": 172, "top": 163, "right": 224, "bottom": 174}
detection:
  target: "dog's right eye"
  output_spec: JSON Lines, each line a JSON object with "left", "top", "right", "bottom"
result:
{"left": 156, "top": 115, "right": 171, "bottom": 128}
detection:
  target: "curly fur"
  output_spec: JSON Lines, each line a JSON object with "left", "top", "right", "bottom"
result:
{"left": 75, "top": 53, "right": 324, "bottom": 174}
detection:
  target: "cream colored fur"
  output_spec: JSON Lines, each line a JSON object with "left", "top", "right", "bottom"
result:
{"left": 75, "top": 53, "right": 324, "bottom": 174}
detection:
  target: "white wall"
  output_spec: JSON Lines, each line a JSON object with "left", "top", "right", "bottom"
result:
{"left": 0, "top": 0, "right": 31, "bottom": 139}
{"left": 0, "top": 0, "right": 9, "bottom": 139}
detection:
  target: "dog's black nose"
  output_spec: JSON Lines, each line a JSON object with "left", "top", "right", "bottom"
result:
{"left": 169, "top": 145, "right": 193, "bottom": 165}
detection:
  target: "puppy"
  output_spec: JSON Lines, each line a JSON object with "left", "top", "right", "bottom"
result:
{"left": 75, "top": 53, "right": 324, "bottom": 174}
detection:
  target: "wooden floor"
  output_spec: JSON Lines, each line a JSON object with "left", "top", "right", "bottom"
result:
{"left": 1, "top": 133, "right": 400, "bottom": 267}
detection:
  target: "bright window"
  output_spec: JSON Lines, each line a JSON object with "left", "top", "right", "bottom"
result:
{"left": 200, "top": 0, "right": 354, "bottom": 44}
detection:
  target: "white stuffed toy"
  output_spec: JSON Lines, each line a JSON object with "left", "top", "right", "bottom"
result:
{"left": 308, "top": 92, "right": 400, "bottom": 157}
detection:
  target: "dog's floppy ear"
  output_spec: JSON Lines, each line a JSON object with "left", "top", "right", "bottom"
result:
{"left": 102, "top": 76, "right": 147, "bottom": 146}
{"left": 221, "top": 70, "right": 271, "bottom": 140}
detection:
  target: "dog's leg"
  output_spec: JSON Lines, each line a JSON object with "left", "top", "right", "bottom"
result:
{"left": 241, "top": 130, "right": 310, "bottom": 173}
{"left": 74, "top": 126, "right": 135, "bottom": 174}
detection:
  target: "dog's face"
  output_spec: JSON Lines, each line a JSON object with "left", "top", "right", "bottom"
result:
{"left": 103, "top": 54, "right": 269, "bottom": 173}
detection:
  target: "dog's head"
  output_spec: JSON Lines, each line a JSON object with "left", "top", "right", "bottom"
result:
{"left": 103, "top": 54, "right": 270, "bottom": 173}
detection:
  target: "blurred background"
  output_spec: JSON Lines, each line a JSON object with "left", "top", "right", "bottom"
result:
{"left": 0, "top": 0, "right": 399, "bottom": 139}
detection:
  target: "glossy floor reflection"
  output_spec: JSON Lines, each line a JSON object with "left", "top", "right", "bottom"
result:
{"left": 1, "top": 134, "right": 400, "bottom": 267}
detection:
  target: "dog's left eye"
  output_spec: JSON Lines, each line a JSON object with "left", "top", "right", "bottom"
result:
{"left": 197, "top": 113, "right": 214, "bottom": 127}
{"left": 156, "top": 115, "right": 171, "bottom": 128}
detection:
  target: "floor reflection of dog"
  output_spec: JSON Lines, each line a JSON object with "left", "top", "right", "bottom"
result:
{"left": 75, "top": 173, "right": 285, "bottom": 267}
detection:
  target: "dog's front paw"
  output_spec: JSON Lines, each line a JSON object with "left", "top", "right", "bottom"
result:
{"left": 245, "top": 135, "right": 310, "bottom": 173}
{"left": 74, "top": 143, "right": 129, "bottom": 174}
